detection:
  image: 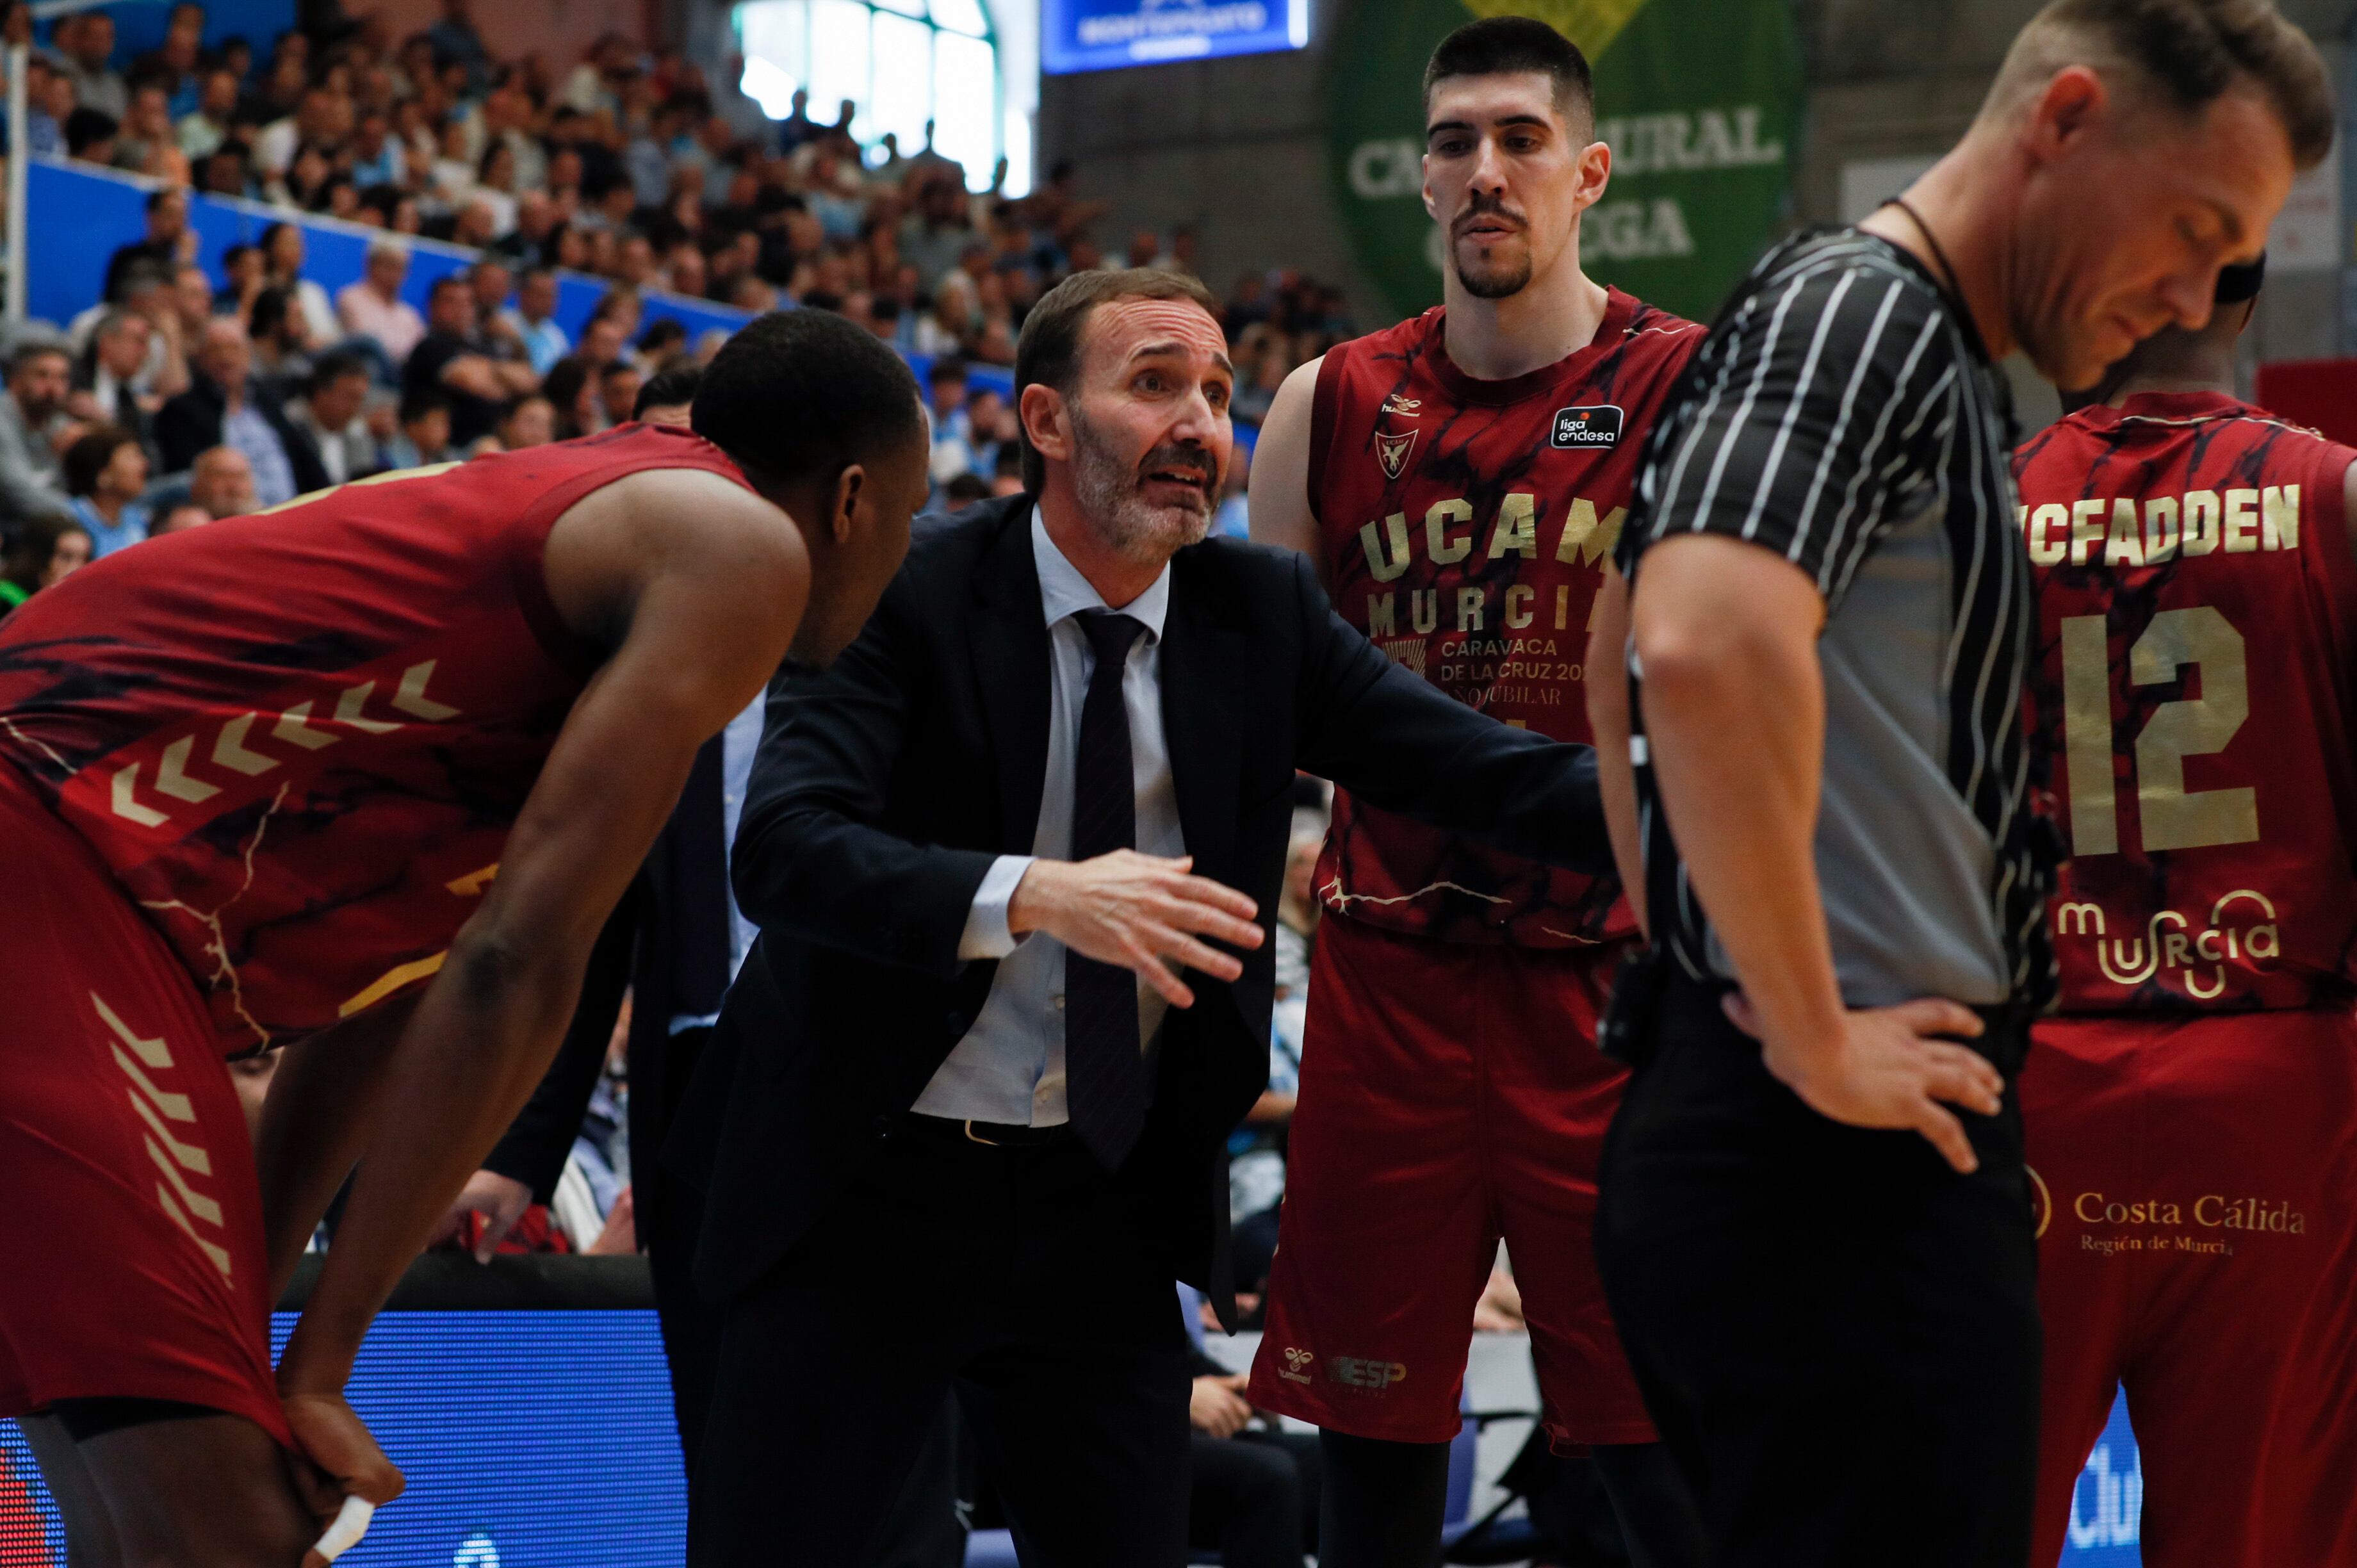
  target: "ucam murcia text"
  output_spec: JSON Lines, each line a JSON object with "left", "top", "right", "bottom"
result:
{"left": 1354, "top": 491, "right": 1620, "bottom": 655}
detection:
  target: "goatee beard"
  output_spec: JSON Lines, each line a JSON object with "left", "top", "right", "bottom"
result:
{"left": 1454, "top": 245, "right": 1533, "bottom": 301}
{"left": 1070, "top": 406, "right": 1213, "bottom": 565}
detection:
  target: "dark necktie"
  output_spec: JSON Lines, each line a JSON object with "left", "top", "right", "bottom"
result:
{"left": 667, "top": 735, "right": 731, "bottom": 1018}
{"left": 1064, "top": 608, "right": 1146, "bottom": 1169}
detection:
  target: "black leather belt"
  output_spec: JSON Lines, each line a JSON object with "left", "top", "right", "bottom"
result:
{"left": 906, "top": 1113, "right": 1075, "bottom": 1148}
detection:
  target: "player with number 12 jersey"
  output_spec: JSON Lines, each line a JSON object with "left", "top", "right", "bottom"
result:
{"left": 2013, "top": 258, "right": 2357, "bottom": 1568}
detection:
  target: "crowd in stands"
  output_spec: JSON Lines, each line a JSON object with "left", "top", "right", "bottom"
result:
{"left": 0, "top": 7, "right": 1435, "bottom": 1556}
{"left": 0, "top": 0, "right": 1358, "bottom": 621}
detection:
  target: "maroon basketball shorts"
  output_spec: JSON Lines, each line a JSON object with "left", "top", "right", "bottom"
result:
{"left": 0, "top": 769, "right": 286, "bottom": 1444}
{"left": 1249, "top": 914, "right": 1654, "bottom": 1449}
{"left": 2023, "top": 1008, "right": 2357, "bottom": 1568}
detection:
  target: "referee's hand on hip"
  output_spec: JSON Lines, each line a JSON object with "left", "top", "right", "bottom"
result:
{"left": 1722, "top": 993, "right": 2005, "bottom": 1175}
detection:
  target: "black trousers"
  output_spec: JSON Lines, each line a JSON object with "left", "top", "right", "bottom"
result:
{"left": 1594, "top": 971, "right": 2041, "bottom": 1568}
{"left": 689, "top": 1116, "right": 1192, "bottom": 1567}
{"left": 1189, "top": 1428, "right": 1322, "bottom": 1568}
{"left": 643, "top": 1152, "right": 722, "bottom": 1476}
{"left": 650, "top": 1032, "right": 962, "bottom": 1568}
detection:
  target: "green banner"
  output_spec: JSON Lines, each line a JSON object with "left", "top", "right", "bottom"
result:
{"left": 1328, "top": 0, "right": 1804, "bottom": 322}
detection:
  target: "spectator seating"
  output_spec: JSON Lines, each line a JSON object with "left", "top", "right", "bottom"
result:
{"left": 24, "top": 154, "right": 1016, "bottom": 413}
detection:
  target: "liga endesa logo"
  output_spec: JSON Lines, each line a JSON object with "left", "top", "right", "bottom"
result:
{"left": 1551, "top": 404, "right": 1625, "bottom": 448}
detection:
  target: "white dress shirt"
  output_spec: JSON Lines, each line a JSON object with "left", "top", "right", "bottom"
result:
{"left": 667, "top": 694, "right": 765, "bottom": 1036}
{"left": 912, "top": 509, "right": 1185, "bottom": 1126}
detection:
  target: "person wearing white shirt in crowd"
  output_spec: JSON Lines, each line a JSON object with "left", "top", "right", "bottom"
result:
{"left": 336, "top": 242, "right": 427, "bottom": 366}
{"left": 67, "top": 309, "right": 167, "bottom": 450}
{"left": 176, "top": 67, "right": 240, "bottom": 159}
{"left": 254, "top": 83, "right": 342, "bottom": 180}
{"left": 260, "top": 223, "right": 343, "bottom": 350}
{"left": 470, "top": 143, "right": 521, "bottom": 237}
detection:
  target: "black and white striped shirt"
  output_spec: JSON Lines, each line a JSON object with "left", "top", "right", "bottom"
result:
{"left": 1615, "top": 227, "right": 2057, "bottom": 1011}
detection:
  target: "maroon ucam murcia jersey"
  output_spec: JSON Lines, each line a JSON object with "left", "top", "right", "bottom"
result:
{"left": 2015, "top": 391, "right": 2357, "bottom": 1011}
{"left": 1307, "top": 290, "right": 1700, "bottom": 946}
{"left": 0, "top": 423, "right": 757, "bottom": 1054}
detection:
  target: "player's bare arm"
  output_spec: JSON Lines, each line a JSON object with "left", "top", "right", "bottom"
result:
{"left": 254, "top": 995, "right": 419, "bottom": 1297}
{"left": 1585, "top": 566, "right": 1645, "bottom": 938}
{"left": 269, "top": 470, "right": 811, "bottom": 1515}
{"left": 1629, "top": 534, "right": 2002, "bottom": 1173}
{"left": 1246, "top": 355, "right": 1325, "bottom": 579}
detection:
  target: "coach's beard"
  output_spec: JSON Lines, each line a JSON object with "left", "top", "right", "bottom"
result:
{"left": 1071, "top": 407, "right": 1213, "bottom": 565}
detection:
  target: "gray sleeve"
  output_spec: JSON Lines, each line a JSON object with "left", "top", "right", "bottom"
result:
{"left": 0, "top": 409, "right": 70, "bottom": 523}
{"left": 1625, "top": 263, "right": 1957, "bottom": 614}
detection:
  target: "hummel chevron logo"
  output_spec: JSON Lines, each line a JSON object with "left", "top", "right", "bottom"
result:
{"left": 107, "top": 660, "right": 461, "bottom": 827}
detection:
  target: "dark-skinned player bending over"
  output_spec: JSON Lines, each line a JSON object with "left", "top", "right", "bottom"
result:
{"left": 0, "top": 309, "right": 930, "bottom": 1568}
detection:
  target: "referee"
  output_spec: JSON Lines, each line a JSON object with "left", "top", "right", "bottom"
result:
{"left": 1583, "top": 3, "right": 2331, "bottom": 1564}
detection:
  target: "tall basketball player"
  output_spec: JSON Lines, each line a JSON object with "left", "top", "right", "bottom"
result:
{"left": 0, "top": 311, "right": 934, "bottom": 1566}
{"left": 1246, "top": 18, "right": 1705, "bottom": 1566}
{"left": 2016, "top": 257, "right": 2357, "bottom": 1568}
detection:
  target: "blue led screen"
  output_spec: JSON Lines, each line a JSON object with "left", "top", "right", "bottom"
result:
{"left": 0, "top": 1311, "right": 685, "bottom": 1568}
{"left": 1039, "top": 0, "right": 1310, "bottom": 74}
{"left": 0, "top": 1332, "right": 2143, "bottom": 1564}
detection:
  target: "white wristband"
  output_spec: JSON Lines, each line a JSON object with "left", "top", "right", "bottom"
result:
{"left": 313, "top": 1496, "right": 377, "bottom": 1563}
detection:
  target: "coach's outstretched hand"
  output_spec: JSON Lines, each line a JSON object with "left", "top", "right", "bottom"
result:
{"left": 1008, "top": 851, "right": 1264, "bottom": 1009}
{"left": 283, "top": 1391, "right": 405, "bottom": 1567}
{"left": 1724, "top": 993, "right": 2006, "bottom": 1176}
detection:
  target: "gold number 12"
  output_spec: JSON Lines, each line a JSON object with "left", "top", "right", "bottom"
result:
{"left": 2059, "top": 607, "right": 2258, "bottom": 856}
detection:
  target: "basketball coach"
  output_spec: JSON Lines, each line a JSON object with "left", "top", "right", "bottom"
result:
{"left": 677, "top": 265, "right": 1615, "bottom": 1565}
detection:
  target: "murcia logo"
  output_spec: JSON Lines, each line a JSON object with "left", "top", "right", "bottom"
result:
{"left": 1382, "top": 394, "right": 1423, "bottom": 418}
{"left": 1552, "top": 405, "right": 1625, "bottom": 449}
{"left": 1278, "top": 1347, "right": 1316, "bottom": 1385}
{"left": 1375, "top": 428, "right": 1419, "bottom": 480}
{"left": 2059, "top": 888, "right": 2281, "bottom": 1000}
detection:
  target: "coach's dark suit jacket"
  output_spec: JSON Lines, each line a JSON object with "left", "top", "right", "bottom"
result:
{"left": 679, "top": 493, "right": 1610, "bottom": 1325}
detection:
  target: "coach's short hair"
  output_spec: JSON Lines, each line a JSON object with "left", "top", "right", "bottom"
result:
{"left": 1013, "top": 266, "right": 1220, "bottom": 494}
{"left": 1422, "top": 15, "right": 1595, "bottom": 136}
{"left": 692, "top": 308, "right": 924, "bottom": 487}
{"left": 1984, "top": 0, "right": 2333, "bottom": 168}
